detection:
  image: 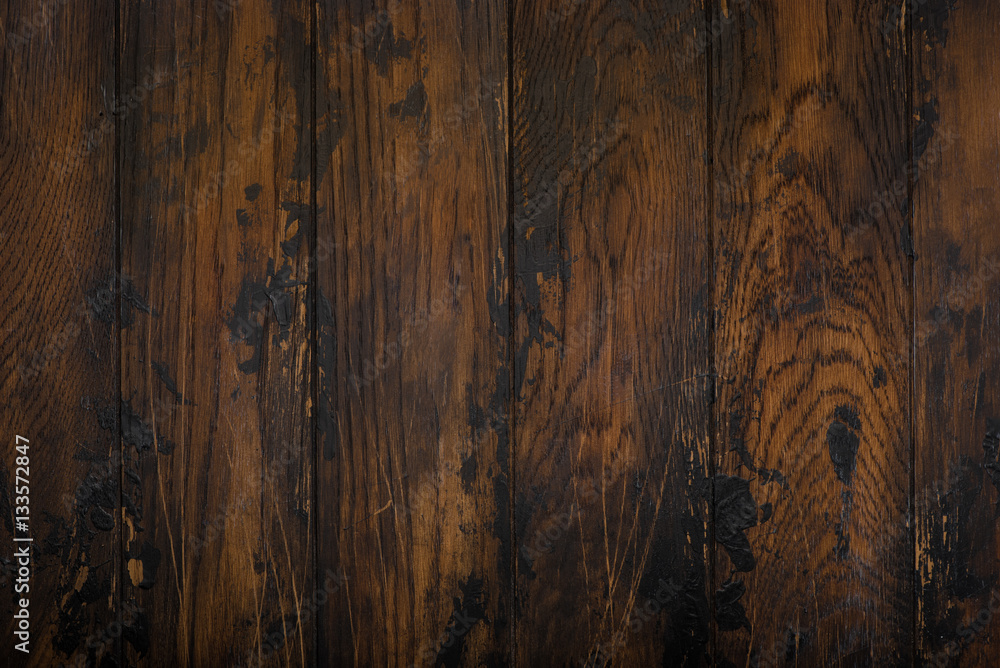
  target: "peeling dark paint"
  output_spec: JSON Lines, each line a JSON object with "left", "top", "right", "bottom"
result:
{"left": 715, "top": 475, "right": 758, "bottom": 572}
{"left": 833, "top": 489, "right": 852, "bottom": 559}
{"left": 151, "top": 361, "right": 194, "bottom": 405}
{"left": 316, "top": 287, "right": 339, "bottom": 461}
{"left": 280, "top": 201, "right": 319, "bottom": 259}
{"left": 130, "top": 540, "right": 161, "bottom": 589}
{"left": 226, "top": 258, "right": 302, "bottom": 374}
{"left": 982, "top": 418, "right": 1000, "bottom": 496}
{"left": 433, "top": 575, "right": 487, "bottom": 668}
{"left": 873, "top": 365, "right": 887, "bottom": 389}
{"left": 716, "top": 577, "right": 750, "bottom": 631}
{"left": 920, "top": 456, "right": 995, "bottom": 654}
{"left": 389, "top": 81, "right": 427, "bottom": 121}
{"left": 244, "top": 183, "right": 262, "bottom": 201}
{"left": 827, "top": 405, "right": 861, "bottom": 486}
{"left": 315, "top": 55, "right": 345, "bottom": 187}
{"left": 776, "top": 149, "right": 800, "bottom": 179}
{"left": 364, "top": 21, "right": 412, "bottom": 76}
{"left": 86, "top": 274, "right": 157, "bottom": 328}
{"left": 459, "top": 454, "right": 477, "bottom": 494}
{"left": 913, "top": 0, "right": 956, "bottom": 47}
{"left": 236, "top": 208, "right": 252, "bottom": 227}
{"left": 98, "top": 398, "right": 176, "bottom": 455}
{"left": 913, "top": 99, "right": 940, "bottom": 166}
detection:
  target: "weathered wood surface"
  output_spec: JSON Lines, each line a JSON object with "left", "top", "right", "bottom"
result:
{"left": 1, "top": 0, "right": 120, "bottom": 665}
{"left": 1, "top": 1, "right": 998, "bottom": 666}
{"left": 314, "top": 1, "right": 510, "bottom": 666}
{"left": 119, "top": 0, "right": 315, "bottom": 663}
{"left": 511, "top": 1, "right": 712, "bottom": 666}
{"left": 913, "top": 1, "right": 1000, "bottom": 666}
{"left": 711, "top": 0, "right": 912, "bottom": 664}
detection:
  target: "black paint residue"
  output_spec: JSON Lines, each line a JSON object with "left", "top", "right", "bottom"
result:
{"left": 794, "top": 295, "right": 823, "bottom": 315}
{"left": 433, "top": 575, "right": 487, "bottom": 668}
{"left": 757, "top": 468, "right": 788, "bottom": 490}
{"left": 901, "top": 220, "right": 916, "bottom": 260}
{"left": 282, "top": 16, "right": 313, "bottom": 185}
{"left": 279, "top": 201, "right": 318, "bottom": 259}
{"left": 364, "top": 21, "right": 412, "bottom": 76}
{"left": 661, "top": 563, "right": 711, "bottom": 666}
{"left": 226, "top": 259, "right": 302, "bottom": 374}
{"left": 914, "top": 0, "right": 956, "bottom": 47}
{"left": 236, "top": 208, "right": 252, "bottom": 227}
{"left": 920, "top": 456, "right": 994, "bottom": 651}
{"left": 131, "top": 540, "right": 161, "bottom": 589}
{"left": 715, "top": 577, "right": 750, "bottom": 631}
{"left": 776, "top": 150, "right": 800, "bottom": 179}
{"left": 982, "top": 418, "right": 1000, "bottom": 495}
{"left": 316, "top": 288, "right": 339, "bottom": 461}
{"left": 833, "top": 489, "right": 852, "bottom": 559}
{"left": 389, "top": 81, "right": 427, "bottom": 121}
{"left": 86, "top": 274, "right": 157, "bottom": 328}
{"left": 715, "top": 475, "right": 758, "bottom": 572}
{"left": 0, "top": 466, "right": 12, "bottom": 535}
{"left": 90, "top": 506, "right": 114, "bottom": 531}
{"left": 827, "top": 405, "right": 861, "bottom": 486}
{"left": 873, "top": 365, "right": 887, "bottom": 389}
{"left": 514, "top": 491, "right": 536, "bottom": 579}
{"left": 123, "top": 607, "right": 151, "bottom": 657}
{"left": 151, "top": 361, "right": 194, "bottom": 405}
{"left": 261, "top": 615, "right": 298, "bottom": 656}
{"left": 244, "top": 183, "right": 262, "bottom": 201}
{"left": 315, "top": 83, "right": 345, "bottom": 187}
{"left": 52, "top": 566, "right": 115, "bottom": 657}
{"left": 460, "top": 454, "right": 477, "bottom": 494}
{"left": 913, "top": 99, "right": 941, "bottom": 170}
{"left": 727, "top": 411, "right": 789, "bottom": 490}
{"left": 99, "top": 398, "right": 176, "bottom": 455}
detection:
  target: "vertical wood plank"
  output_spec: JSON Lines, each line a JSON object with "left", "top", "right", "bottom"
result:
{"left": 0, "top": 0, "right": 120, "bottom": 664}
{"left": 913, "top": 2, "right": 1000, "bottom": 665}
{"left": 118, "top": 0, "right": 314, "bottom": 663}
{"left": 512, "top": 1, "right": 712, "bottom": 665}
{"left": 314, "top": 1, "right": 510, "bottom": 665}
{"left": 711, "top": 0, "right": 912, "bottom": 664}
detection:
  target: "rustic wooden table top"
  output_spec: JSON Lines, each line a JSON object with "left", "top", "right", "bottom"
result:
{"left": 2, "top": 0, "right": 998, "bottom": 666}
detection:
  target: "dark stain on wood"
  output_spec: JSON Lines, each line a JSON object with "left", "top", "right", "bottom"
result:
{"left": 2, "top": 0, "right": 999, "bottom": 665}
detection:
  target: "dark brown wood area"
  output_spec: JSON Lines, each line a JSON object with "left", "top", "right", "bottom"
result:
{"left": 1, "top": 0, "right": 998, "bottom": 665}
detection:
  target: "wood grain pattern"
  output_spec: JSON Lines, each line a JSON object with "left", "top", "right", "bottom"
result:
{"left": 711, "top": 0, "right": 912, "bottom": 664}
{"left": 511, "top": 1, "right": 712, "bottom": 665}
{"left": 913, "top": 1, "right": 1000, "bottom": 665}
{"left": 118, "top": 0, "right": 314, "bottom": 663}
{"left": 3, "top": 1, "right": 1000, "bottom": 666}
{"left": 1, "top": 0, "right": 120, "bottom": 664}
{"left": 314, "top": 1, "right": 510, "bottom": 665}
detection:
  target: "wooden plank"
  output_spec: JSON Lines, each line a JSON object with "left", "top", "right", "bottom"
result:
{"left": 0, "top": 0, "right": 121, "bottom": 664}
{"left": 118, "top": 0, "right": 314, "bottom": 663}
{"left": 711, "top": 0, "right": 912, "bottom": 663}
{"left": 511, "top": 2, "right": 712, "bottom": 665}
{"left": 314, "top": 1, "right": 510, "bottom": 665}
{"left": 913, "top": 2, "right": 1000, "bottom": 665}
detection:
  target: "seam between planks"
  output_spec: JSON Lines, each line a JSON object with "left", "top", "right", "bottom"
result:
{"left": 506, "top": 1, "right": 517, "bottom": 664}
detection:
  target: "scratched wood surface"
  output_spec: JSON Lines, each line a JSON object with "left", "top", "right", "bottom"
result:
{"left": 510, "top": 1, "right": 712, "bottom": 665}
{"left": 3, "top": 0, "right": 1000, "bottom": 666}
{"left": 0, "top": 0, "right": 120, "bottom": 665}
{"left": 118, "top": 0, "right": 315, "bottom": 664}
{"left": 710, "top": 0, "right": 912, "bottom": 664}
{"left": 912, "top": 1, "right": 1000, "bottom": 666}
{"left": 313, "top": 1, "right": 510, "bottom": 666}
